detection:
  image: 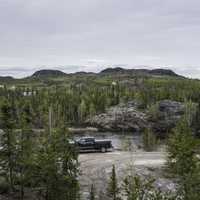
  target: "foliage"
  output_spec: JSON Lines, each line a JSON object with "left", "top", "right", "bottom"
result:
{"left": 184, "top": 100, "right": 197, "bottom": 126}
{"left": 107, "top": 165, "right": 120, "bottom": 200}
{"left": 192, "top": 101, "right": 200, "bottom": 137}
{"left": 33, "top": 125, "right": 79, "bottom": 200}
{"left": 0, "top": 100, "right": 16, "bottom": 191}
{"left": 123, "top": 175, "right": 154, "bottom": 200}
{"left": 167, "top": 119, "right": 198, "bottom": 177}
{"left": 1, "top": 73, "right": 200, "bottom": 199}
{"left": 1, "top": 75, "right": 200, "bottom": 128}
{"left": 15, "top": 102, "right": 35, "bottom": 200}
{"left": 0, "top": 100, "right": 79, "bottom": 199}
{"left": 148, "top": 103, "right": 160, "bottom": 121}
{"left": 167, "top": 119, "right": 200, "bottom": 200}
{"left": 142, "top": 128, "right": 157, "bottom": 151}
{"left": 123, "top": 172, "right": 177, "bottom": 200}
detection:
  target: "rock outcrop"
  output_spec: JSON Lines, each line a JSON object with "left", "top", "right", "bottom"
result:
{"left": 149, "top": 100, "right": 185, "bottom": 137}
{"left": 86, "top": 100, "right": 185, "bottom": 136}
{"left": 86, "top": 101, "right": 147, "bottom": 132}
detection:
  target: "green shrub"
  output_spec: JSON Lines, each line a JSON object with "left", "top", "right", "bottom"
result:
{"left": 0, "top": 179, "right": 10, "bottom": 194}
{"left": 142, "top": 128, "right": 157, "bottom": 151}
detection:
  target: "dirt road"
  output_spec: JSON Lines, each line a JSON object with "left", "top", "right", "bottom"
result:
{"left": 79, "top": 151, "right": 166, "bottom": 169}
{"left": 79, "top": 151, "right": 167, "bottom": 198}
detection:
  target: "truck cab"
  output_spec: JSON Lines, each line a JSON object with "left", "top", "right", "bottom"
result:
{"left": 77, "top": 137, "right": 95, "bottom": 149}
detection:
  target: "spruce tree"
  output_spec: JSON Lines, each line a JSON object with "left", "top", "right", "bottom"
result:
{"left": 167, "top": 119, "right": 198, "bottom": 177}
{"left": 33, "top": 123, "right": 79, "bottom": 200}
{"left": 142, "top": 128, "right": 157, "bottom": 152}
{"left": 107, "top": 165, "right": 120, "bottom": 200}
{"left": 89, "top": 103, "right": 96, "bottom": 119}
{"left": 78, "top": 99, "right": 87, "bottom": 123}
{"left": 192, "top": 101, "right": 200, "bottom": 137}
{"left": 16, "top": 102, "right": 34, "bottom": 200}
{"left": 89, "top": 184, "right": 95, "bottom": 200}
{"left": 167, "top": 118, "right": 200, "bottom": 199}
{"left": 0, "top": 100, "right": 16, "bottom": 191}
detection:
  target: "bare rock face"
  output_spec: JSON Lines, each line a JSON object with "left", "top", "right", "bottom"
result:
{"left": 158, "top": 100, "right": 185, "bottom": 115}
{"left": 149, "top": 100, "right": 185, "bottom": 137}
{"left": 86, "top": 100, "right": 185, "bottom": 136}
{"left": 86, "top": 101, "right": 148, "bottom": 132}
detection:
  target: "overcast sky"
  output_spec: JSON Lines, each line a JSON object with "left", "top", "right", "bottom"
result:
{"left": 0, "top": 0, "right": 200, "bottom": 78}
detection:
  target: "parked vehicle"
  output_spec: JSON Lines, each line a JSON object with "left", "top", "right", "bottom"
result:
{"left": 75, "top": 137, "right": 113, "bottom": 152}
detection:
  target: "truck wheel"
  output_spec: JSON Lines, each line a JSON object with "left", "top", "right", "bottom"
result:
{"left": 101, "top": 147, "right": 106, "bottom": 153}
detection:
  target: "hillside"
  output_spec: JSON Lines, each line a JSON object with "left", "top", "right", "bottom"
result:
{"left": 31, "top": 69, "right": 66, "bottom": 78}
{"left": 0, "top": 67, "right": 186, "bottom": 87}
{"left": 100, "top": 67, "right": 180, "bottom": 77}
{"left": 0, "top": 76, "right": 14, "bottom": 83}
{"left": 0, "top": 66, "right": 200, "bottom": 200}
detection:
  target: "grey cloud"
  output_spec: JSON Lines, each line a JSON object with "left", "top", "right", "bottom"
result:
{"left": 0, "top": 0, "right": 200, "bottom": 78}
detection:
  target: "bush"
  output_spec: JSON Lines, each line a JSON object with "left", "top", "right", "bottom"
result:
{"left": 142, "top": 128, "right": 157, "bottom": 151}
{"left": 0, "top": 179, "right": 10, "bottom": 194}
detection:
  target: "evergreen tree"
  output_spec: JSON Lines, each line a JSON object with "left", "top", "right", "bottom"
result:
{"left": 0, "top": 100, "right": 16, "bottom": 191}
{"left": 89, "top": 103, "right": 96, "bottom": 119}
{"left": 33, "top": 124, "right": 79, "bottom": 200}
{"left": 78, "top": 99, "right": 87, "bottom": 123}
{"left": 192, "top": 101, "right": 200, "bottom": 137}
{"left": 142, "top": 128, "right": 157, "bottom": 152}
{"left": 123, "top": 175, "right": 154, "bottom": 200}
{"left": 167, "top": 119, "right": 198, "bottom": 177}
{"left": 184, "top": 100, "right": 197, "bottom": 126}
{"left": 89, "top": 184, "right": 95, "bottom": 200}
{"left": 167, "top": 119, "right": 200, "bottom": 200}
{"left": 107, "top": 165, "right": 120, "bottom": 200}
{"left": 16, "top": 103, "right": 34, "bottom": 200}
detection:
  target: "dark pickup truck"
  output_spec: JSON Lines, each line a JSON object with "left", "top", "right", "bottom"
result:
{"left": 75, "top": 137, "right": 113, "bottom": 153}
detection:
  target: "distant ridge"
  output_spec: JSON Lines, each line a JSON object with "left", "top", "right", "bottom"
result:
{"left": 100, "top": 67, "right": 179, "bottom": 77}
{"left": 31, "top": 69, "right": 66, "bottom": 78}
{"left": 0, "top": 67, "right": 182, "bottom": 81}
{"left": 149, "top": 69, "right": 179, "bottom": 76}
{"left": 0, "top": 76, "right": 14, "bottom": 82}
{"left": 100, "top": 67, "right": 125, "bottom": 74}
{"left": 31, "top": 67, "right": 179, "bottom": 78}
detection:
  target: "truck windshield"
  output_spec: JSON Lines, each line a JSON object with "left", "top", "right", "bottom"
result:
{"left": 85, "top": 138, "right": 94, "bottom": 143}
{"left": 78, "top": 138, "right": 94, "bottom": 143}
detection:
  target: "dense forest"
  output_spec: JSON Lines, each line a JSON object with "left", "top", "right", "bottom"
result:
{"left": 1, "top": 68, "right": 200, "bottom": 129}
{"left": 0, "top": 68, "right": 200, "bottom": 199}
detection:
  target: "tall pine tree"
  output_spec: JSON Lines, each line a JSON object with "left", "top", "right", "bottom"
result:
{"left": 107, "top": 165, "right": 120, "bottom": 200}
{"left": 33, "top": 123, "right": 79, "bottom": 200}
{"left": 16, "top": 102, "right": 34, "bottom": 200}
{"left": 167, "top": 119, "right": 200, "bottom": 200}
{"left": 0, "top": 100, "right": 16, "bottom": 191}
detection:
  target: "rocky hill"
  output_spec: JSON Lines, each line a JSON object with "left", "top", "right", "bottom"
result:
{"left": 100, "top": 67, "right": 180, "bottom": 77}
{"left": 31, "top": 69, "right": 66, "bottom": 78}
{"left": 0, "top": 67, "right": 184, "bottom": 85}
{"left": 29, "top": 67, "right": 181, "bottom": 79}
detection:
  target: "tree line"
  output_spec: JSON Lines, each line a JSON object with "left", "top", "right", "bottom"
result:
{"left": 0, "top": 76, "right": 200, "bottom": 199}
{"left": 1, "top": 77, "right": 200, "bottom": 129}
{"left": 0, "top": 100, "right": 79, "bottom": 200}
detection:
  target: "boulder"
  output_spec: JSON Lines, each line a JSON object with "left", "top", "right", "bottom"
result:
{"left": 158, "top": 100, "right": 185, "bottom": 115}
